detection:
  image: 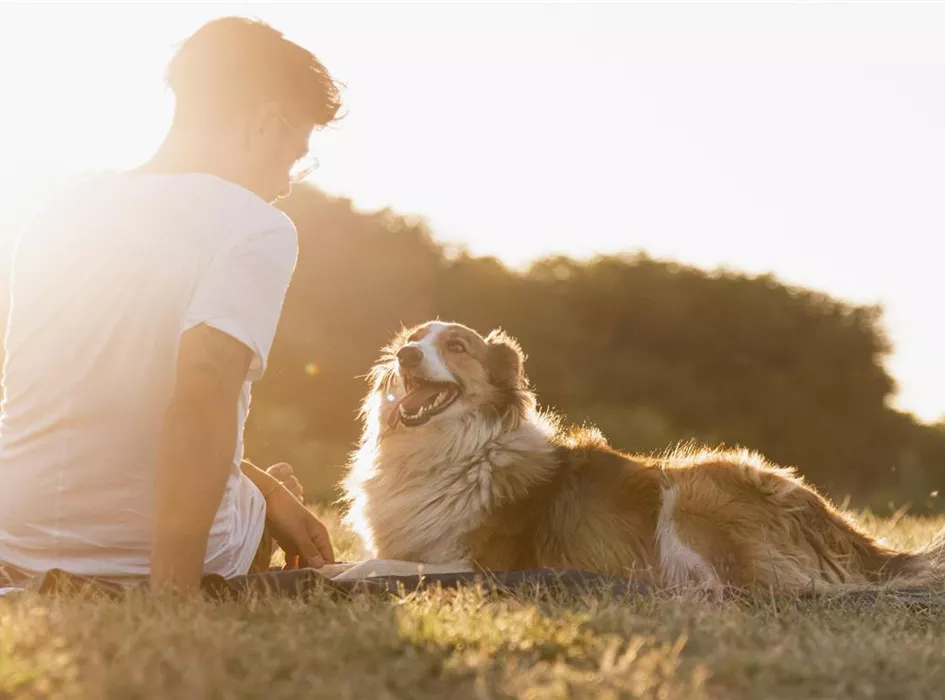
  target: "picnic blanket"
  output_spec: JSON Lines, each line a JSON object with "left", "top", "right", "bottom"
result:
{"left": 2, "top": 563, "right": 940, "bottom": 609}
{"left": 1, "top": 565, "right": 649, "bottom": 601}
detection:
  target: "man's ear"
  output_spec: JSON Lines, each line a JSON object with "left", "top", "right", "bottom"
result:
{"left": 485, "top": 329, "right": 526, "bottom": 389}
{"left": 252, "top": 100, "right": 284, "bottom": 137}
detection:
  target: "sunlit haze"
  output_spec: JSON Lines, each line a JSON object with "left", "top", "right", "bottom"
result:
{"left": 2, "top": 3, "right": 945, "bottom": 422}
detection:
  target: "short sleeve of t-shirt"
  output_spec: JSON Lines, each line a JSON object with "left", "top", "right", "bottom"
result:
{"left": 182, "top": 225, "right": 298, "bottom": 381}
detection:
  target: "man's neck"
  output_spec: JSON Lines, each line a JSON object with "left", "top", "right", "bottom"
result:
{"left": 132, "top": 128, "right": 251, "bottom": 193}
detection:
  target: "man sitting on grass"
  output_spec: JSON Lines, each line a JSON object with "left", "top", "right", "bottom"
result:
{"left": 0, "top": 16, "right": 339, "bottom": 593}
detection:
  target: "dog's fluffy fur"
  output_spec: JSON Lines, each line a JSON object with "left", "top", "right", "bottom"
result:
{"left": 342, "top": 321, "right": 945, "bottom": 594}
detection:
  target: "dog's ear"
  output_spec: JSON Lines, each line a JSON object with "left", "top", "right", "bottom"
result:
{"left": 485, "top": 329, "right": 526, "bottom": 389}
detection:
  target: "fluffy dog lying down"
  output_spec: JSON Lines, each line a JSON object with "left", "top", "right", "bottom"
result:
{"left": 341, "top": 321, "right": 945, "bottom": 595}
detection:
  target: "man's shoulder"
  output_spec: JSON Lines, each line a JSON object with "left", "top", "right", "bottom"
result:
{"left": 198, "top": 176, "right": 297, "bottom": 237}
{"left": 45, "top": 171, "right": 295, "bottom": 232}
{"left": 21, "top": 172, "right": 112, "bottom": 223}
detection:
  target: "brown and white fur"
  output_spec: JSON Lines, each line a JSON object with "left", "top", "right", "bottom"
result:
{"left": 342, "top": 321, "right": 945, "bottom": 595}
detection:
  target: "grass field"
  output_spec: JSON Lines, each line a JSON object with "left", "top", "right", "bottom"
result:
{"left": 2, "top": 509, "right": 943, "bottom": 700}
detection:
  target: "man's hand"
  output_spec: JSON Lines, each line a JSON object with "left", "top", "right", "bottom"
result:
{"left": 265, "top": 485, "right": 335, "bottom": 569}
{"left": 266, "top": 462, "right": 304, "bottom": 501}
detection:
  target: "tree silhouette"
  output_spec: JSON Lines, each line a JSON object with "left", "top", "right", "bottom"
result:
{"left": 1, "top": 181, "right": 941, "bottom": 513}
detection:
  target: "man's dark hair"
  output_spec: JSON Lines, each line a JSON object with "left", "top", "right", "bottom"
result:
{"left": 166, "top": 16, "right": 343, "bottom": 127}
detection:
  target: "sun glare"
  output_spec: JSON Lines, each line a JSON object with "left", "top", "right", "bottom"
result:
{"left": 2, "top": 3, "right": 945, "bottom": 422}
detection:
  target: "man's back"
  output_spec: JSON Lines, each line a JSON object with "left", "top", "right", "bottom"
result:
{"left": 0, "top": 172, "right": 298, "bottom": 580}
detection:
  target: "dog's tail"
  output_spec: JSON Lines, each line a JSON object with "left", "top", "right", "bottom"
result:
{"left": 919, "top": 526, "right": 945, "bottom": 571}
{"left": 881, "top": 525, "right": 945, "bottom": 589}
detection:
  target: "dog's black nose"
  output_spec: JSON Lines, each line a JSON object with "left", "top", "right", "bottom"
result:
{"left": 396, "top": 345, "right": 423, "bottom": 369}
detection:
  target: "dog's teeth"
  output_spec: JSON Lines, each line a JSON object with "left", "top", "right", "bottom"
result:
{"left": 396, "top": 390, "right": 455, "bottom": 424}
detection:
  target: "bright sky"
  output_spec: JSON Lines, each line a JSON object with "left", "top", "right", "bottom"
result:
{"left": 1, "top": 2, "right": 944, "bottom": 422}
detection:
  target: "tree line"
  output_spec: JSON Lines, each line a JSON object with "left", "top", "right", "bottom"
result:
{"left": 244, "top": 184, "right": 943, "bottom": 514}
{"left": 0, "top": 181, "right": 940, "bottom": 514}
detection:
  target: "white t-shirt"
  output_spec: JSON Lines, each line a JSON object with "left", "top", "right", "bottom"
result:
{"left": 0, "top": 172, "right": 298, "bottom": 581}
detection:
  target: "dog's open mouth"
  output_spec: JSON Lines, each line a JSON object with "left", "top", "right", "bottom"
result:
{"left": 389, "top": 377, "right": 460, "bottom": 428}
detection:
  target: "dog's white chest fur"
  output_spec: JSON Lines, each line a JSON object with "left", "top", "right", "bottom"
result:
{"left": 347, "top": 419, "right": 553, "bottom": 563}
{"left": 362, "top": 471, "right": 484, "bottom": 562}
{"left": 359, "top": 440, "right": 501, "bottom": 561}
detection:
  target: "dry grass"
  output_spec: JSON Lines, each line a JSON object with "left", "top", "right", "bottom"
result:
{"left": 1, "top": 511, "right": 943, "bottom": 700}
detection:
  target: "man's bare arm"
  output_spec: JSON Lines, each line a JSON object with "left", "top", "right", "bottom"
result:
{"left": 150, "top": 324, "right": 252, "bottom": 593}
{"left": 241, "top": 460, "right": 304, "bottom": 501}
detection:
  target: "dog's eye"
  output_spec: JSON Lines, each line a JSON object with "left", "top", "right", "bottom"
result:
{"left": 447, "top": 341, "right": 466, "bottom": 354}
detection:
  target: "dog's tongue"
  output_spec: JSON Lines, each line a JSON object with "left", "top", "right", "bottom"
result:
{"left": 389, "top": 384, "right": 444, "bottom": 427}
